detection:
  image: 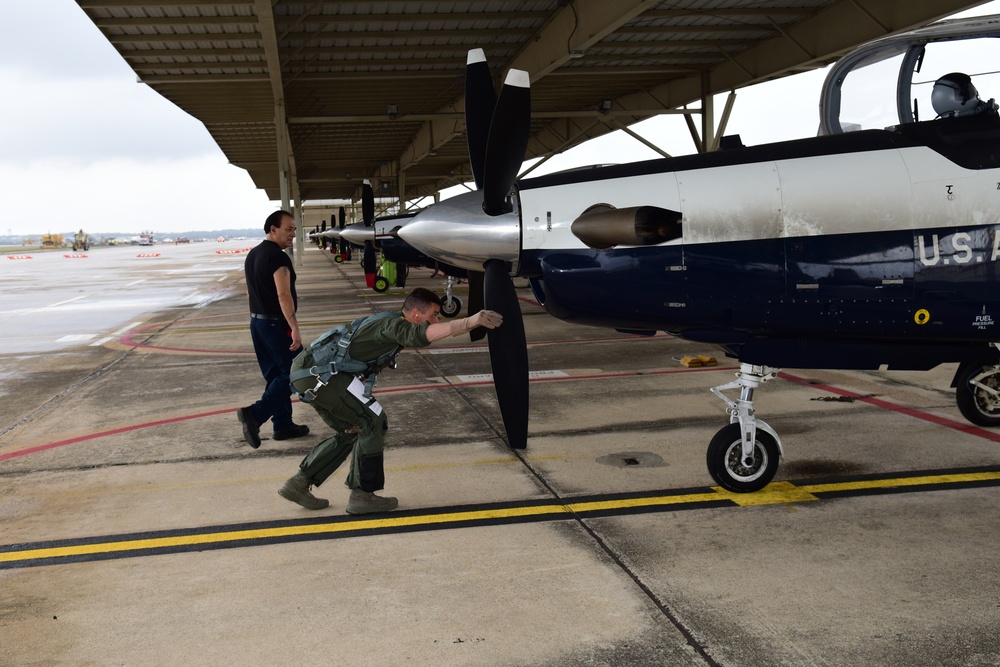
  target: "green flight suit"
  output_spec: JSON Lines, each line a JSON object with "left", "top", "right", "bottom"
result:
{"left": 290, "top": 313, "right": 430, "bottom": 491}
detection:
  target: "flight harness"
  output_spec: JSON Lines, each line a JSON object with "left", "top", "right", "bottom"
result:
{"left": 290, "top": 311, "right": 401, "bottom": 405}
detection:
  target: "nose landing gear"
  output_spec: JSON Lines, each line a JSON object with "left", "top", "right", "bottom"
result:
{"left": 440, "top": 275, "right": 463, "bottom": 318}
{"left": 707, "top": 363, "right": 783, "bottom": 492}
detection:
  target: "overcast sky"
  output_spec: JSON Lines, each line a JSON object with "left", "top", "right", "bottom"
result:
{"left": 1, "top": 1, "right": 997, "bottom": 237}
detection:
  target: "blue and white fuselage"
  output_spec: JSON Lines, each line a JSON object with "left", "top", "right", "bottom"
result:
{"left": 397, "top": 15, "right": 1000, "bottom": 490}
{"left": 402, "top": 115, "right": 1000, "bottom": 369}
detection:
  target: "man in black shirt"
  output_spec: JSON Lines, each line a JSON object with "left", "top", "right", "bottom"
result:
{"left": 237, "top": 210, "right": 310, "bottom": 448}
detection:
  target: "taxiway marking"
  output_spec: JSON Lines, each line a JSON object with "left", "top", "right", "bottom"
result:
{"left": 2, "top": 467, "right": 998, "bottom": 569}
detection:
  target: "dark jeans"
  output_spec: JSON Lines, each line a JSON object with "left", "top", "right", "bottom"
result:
{"left": 249, "top": 317, "right": 297, "bottom": 431}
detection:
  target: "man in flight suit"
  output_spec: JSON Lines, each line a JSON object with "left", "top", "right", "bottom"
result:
{"left": 237, "top": 210, "right": 310, "bottom": 448}
{"left": 278, "top": 287, "right": 503, "bottom": 514}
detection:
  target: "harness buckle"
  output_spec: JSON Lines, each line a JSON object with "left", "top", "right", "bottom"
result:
{"left": 299, "top": 366, "right": 332, "bottom": 404}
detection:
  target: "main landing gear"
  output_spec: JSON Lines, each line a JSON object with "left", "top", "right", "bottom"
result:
{"left": 955, "top": 346, "right": 1000, "bottom": 426}
{"left": 707, "top": 363, "right": 783, "bottom": 493}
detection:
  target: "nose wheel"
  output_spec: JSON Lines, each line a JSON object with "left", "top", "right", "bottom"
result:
{"left": 707, "top": 423, "right": 780, "bottom": 492}
{"left": 707, "top": 363, "right": 783, "bottom": 492}
{"left": 440, "top": 275, "right": 463, "bottom": 318}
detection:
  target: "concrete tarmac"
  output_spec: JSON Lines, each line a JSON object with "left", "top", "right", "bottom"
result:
{"left": 2, "top": 241, "right": 1000, "bottom": 666}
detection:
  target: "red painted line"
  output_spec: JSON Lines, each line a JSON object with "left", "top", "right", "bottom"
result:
{"left": 0, "top": 408, "right": 235, "bottom": 462}
{"left": 779, "top": 372, "right": 1000, "bottom": 443}
{"left": 0, "top": 365, "right": 730, "bottom": 462}
{"left": 17, "top": 351, "right": 990, "bottom": 464}
{"left": 118, "top": 321, "right": 254, "bottom": 355}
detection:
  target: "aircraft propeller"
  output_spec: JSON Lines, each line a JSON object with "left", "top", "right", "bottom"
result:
{"left": 464, "top": 49, "right": 531, "bottom": 450}
{"left": 337, "top": 206, "right": 350, "bottom": 258}
{"left": 361, "top": 179, "right": 377, "bottom": 285}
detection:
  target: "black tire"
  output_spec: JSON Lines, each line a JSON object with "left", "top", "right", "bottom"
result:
{"left": 956, "top": 359, "right": 1000, "bottom": 426}
{"left": 373, "top": 276, "right": 390, "bottom": 293}
{"left": 706, "top": 423, "right": 780, "bottom": 493}
{"left": 441, "top": 295, "right": 462, "bottom": 318}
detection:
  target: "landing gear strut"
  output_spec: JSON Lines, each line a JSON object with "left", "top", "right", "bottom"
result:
{"left": 707, "top": 363, "right": 783, "bottom": 492}
{"left": 440, "top": 275, "right": 463, "bottom": 318}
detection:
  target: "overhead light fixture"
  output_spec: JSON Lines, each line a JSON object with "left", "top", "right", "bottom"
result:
{"left": 599, "top": 99, "right": 612, "bottom": 114}
{"left": 569, "top": 50, "right": 585, "bottom": 59}
{"left": 387, "top": 104, "right": 397, "bottom": 119}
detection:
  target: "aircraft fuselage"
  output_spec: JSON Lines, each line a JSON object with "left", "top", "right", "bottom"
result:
{"left": 513, "top": 117, "right": 1000, "bottom": 368}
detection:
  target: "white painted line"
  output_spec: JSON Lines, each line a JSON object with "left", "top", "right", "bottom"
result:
{"left": 125, "top": 279, "right": 145, "bottom": 287}
{"left": 455, "top": 370, "right": 569, "bottom": 383}
{"left": 90, "top": 336, "right": 114, "bottom": 346}
{"left": 113, "top": 321, "right": 143, "bottom": 335}
{"left": 44, "top": 295, "right": 87, "bottom": 309}
{"left": 57, "top": 334, "right": 96, "bottom": 343}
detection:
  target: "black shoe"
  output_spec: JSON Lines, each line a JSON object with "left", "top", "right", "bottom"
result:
{"left": 237, "top": 406, "right": 261, "bottom": 449}
{"left": 273, "top": 423, "right": 310, "bottom": 441}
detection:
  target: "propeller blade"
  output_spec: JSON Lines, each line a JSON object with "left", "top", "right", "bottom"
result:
{"left": 482, "top": 69, "right": 530, "bottom": 217}
{"left": 465, "top": 48, "right": 496, "bottom": 191}
{"left": 467, "top": 270, "right": 486, "bottom": 342}
{"left": 362, "top": 180, "right": 375, "bottom": 225}
{"left": 362, "top": 240, "right": 377, "bottom": 275}
{"left": 483, "top": 259, "right": 528, "bottom": 449}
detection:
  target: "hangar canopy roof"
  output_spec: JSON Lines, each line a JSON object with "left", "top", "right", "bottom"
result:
{"left": 78, "top": 0, "right": 986, "bottom": 205}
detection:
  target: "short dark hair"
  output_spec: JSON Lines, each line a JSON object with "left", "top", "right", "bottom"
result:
{"left": 264, "top": 210, "right": 293, "bottom": 234}
{"left": 403, "top": 287, "right": 443, "bottom": 313}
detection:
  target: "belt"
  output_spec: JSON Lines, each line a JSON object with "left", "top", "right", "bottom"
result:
{"left": 250, "top": 313, "right": 284, "bottom": 321}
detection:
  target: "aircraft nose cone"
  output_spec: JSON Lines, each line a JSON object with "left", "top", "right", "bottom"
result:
{"left": 338, "top": 224, "right": 372, "bottom": 246}
{"left": 398, "top": 190, "right": 520, "bottom": 273}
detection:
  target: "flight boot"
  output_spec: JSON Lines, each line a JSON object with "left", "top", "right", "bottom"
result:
{"left": 346, "top": 489, "right": 398, "bottom": 515}
{"left": 236, "top": 406, "right": 261, "bottom": 449}
{"left": 278, "top": 472, "right": 329, "bottom": 510}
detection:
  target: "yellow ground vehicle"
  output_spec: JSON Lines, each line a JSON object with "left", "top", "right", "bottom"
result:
{"left": 41, "top": 233, "right": 64, "bottom": 249}
{"left": 72, "top": 229, "right": 91, "bottom": 251}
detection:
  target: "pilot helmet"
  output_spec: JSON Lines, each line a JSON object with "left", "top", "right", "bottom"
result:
{"left": 932, "top": 72, "right": 980, "bottom": 117}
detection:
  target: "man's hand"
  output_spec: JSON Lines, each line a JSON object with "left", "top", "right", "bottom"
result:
{"left": 472, "top": 309, "right": 503, "bottom": 330}
{"left": 289, "top": 324, "right": 302, "bottom": 352}
{"left": 433, "top": 309, "right": 505, "bottom": 342}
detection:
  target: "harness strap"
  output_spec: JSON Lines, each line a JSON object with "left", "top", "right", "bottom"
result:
{"left": 290, "top": 364, "right": 382, "bottom": 403}
{"left": 290, "top": 365, "right": 336, "bottom": 403}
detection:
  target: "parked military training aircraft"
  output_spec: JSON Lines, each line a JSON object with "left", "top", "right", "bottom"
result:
{"left": 397, "top": 16, "right": 1000, "bottom": 492}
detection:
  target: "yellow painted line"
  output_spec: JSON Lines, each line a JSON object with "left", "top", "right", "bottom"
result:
{"left": 712, "top": 481, "right": 820, "bottom": 506}
{"left": 5, "top": 470, "right": 999, "bottom": 567}
{"left": 567, "top": 492, "right": 723, "bottom": 513}
{"left": 0, "top": 505, "right": 569, "bottom": 564}
{"left": 799, "top": 470, "right": 1000, "bottom": 494}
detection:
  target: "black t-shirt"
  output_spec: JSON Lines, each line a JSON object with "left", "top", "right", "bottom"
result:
{"left": 245, "top": 240, "right": 296, "bottom": 319}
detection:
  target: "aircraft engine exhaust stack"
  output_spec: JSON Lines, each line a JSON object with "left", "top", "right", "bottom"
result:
{"left": 571, "top": 204, "right": 683, "bottom": 250}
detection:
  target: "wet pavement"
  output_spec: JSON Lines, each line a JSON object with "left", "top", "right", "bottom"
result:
{"left": 2, "top": 240, "right": 999, "bottom": 666}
